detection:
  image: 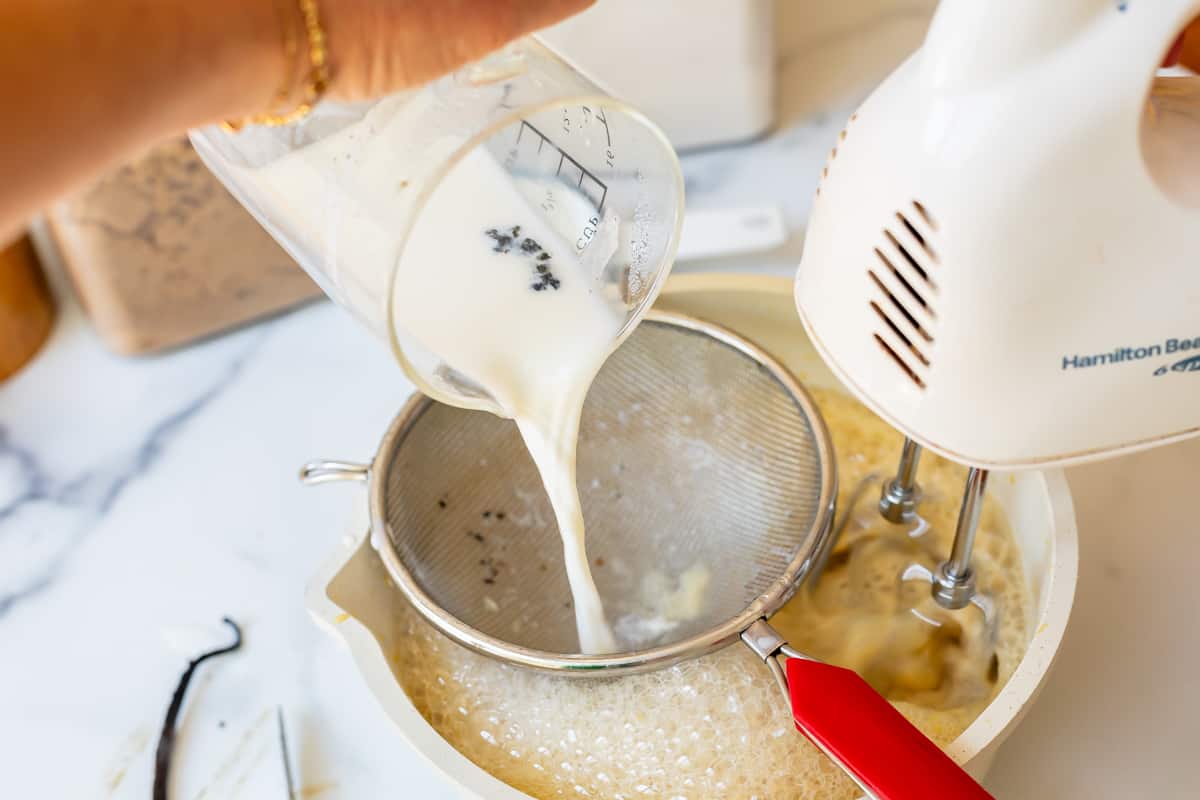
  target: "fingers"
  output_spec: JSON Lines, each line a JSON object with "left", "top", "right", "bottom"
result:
{"left": 1164, "top": 33, "right": 1185, "bottom": 68}
{"left": 325, "top": 0, "right": 595, "bottom": 101}
{"left": 1177, "top": 18, "right": 1200, "bottom": 72}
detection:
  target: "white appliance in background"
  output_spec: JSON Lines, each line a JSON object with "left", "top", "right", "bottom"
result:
{"left": 539, "top": 0, "right": 776, "bottom": 150}
{"left": 774, "top": 0, "right": 938, "bottom": 123}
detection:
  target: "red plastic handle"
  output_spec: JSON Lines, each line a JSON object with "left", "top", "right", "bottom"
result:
{"left": 787, "top": 658, "right": 994, "bottom": 800}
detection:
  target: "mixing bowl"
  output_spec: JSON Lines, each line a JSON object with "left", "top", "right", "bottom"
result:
{"left": 305, "top": 273, "right": 1078, "bottom": 797}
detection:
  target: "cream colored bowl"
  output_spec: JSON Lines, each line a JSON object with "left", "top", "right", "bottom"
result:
{"left": 306, "top": 274, "right": 1079, "bottom": 798}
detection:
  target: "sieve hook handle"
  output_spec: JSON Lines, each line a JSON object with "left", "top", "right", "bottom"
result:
{"left": 786, "top": 659, "right": 994, "bottom": 800}
{"left": 299, "top": 460, "right": 370, "bottom": 485}
{"left": 742, "top": 620, "right": 992, "bottom": 800}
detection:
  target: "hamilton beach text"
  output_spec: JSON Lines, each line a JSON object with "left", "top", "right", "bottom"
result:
{"left": 1061, "top": 337, "right": 1200, "bottom": 370}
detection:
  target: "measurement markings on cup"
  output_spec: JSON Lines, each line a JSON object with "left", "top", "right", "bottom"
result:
{"left": 514, "top": 120, "right": 608, "bottom": 212}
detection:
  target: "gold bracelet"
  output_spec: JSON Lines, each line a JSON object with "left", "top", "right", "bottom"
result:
{"left": 224, "top": 0, "right": 330, "bottom": 131}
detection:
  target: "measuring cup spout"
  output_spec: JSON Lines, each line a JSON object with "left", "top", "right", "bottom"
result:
{"left": 739, "top": 620, "right": 992, "bottom": 800}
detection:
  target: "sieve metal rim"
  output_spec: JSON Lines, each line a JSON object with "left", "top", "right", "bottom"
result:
{"left": 364, "top": 310, "right": 838, "bottom": 676}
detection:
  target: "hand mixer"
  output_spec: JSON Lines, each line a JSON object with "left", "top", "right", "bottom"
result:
{"left": 796, "top": 0, "right": 1200, "bottom": 623}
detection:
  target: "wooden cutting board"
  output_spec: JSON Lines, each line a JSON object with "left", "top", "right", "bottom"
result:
{"left": 0, "top": 234, "right": 55, "bottom": 380}
{"left": 45, "top": 137, "right": 322, "bottom": 355}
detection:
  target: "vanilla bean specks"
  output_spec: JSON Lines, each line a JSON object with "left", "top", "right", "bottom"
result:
{"left": 485, "top": 226, "right": 561, "bottom": 291}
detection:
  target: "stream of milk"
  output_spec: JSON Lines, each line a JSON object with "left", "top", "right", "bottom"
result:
{"left": 395, "top": 147, "right": 623, "bottom": 652}
{"left": 249, "top": 109, "right": 624, "bottom": 653}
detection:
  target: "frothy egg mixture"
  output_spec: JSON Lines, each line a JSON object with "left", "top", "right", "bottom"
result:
{"left": 388, "top": 387, "right": 1031, "bottom": 799}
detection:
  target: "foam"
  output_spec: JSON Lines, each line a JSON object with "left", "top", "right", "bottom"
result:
{"left": 386, "top": 388, "right": 1031, "bottom": 799}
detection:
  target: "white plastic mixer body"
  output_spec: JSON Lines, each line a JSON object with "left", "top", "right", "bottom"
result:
{"left": 796, "top": 0, "right": 1200, "bottom": 470}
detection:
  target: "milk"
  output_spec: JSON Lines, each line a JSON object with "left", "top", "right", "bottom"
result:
{"left": 250, "top": 112, "right": 623, "bottom": 653}
{"left": 396, "top": 147, "right": 622, "bottom": 653}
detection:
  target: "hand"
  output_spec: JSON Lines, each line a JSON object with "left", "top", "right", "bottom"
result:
{"left": 218, "top": 0, "right": 596, "bottom": 121}
{"left": 1165, "top": 19, "right": 1200, "bottom": 69}
{"left": 322, "top": 0, "right": 595, "bottom": 102}
{"left": 0, "top": 0, "right": 593, "bottom": 244}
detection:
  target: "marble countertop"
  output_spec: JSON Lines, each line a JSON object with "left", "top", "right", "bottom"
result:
{"left": 4, "top": 4, "right": 1199, "bottom": 798}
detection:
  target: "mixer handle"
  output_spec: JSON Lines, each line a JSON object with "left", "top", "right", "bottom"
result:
{"left": 922, "top": 0, "right": 1200, "bottom": 92}
{"left": 786, "top": 659, "right": 994, "bottom": 799}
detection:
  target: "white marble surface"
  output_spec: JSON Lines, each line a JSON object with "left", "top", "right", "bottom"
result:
{"left": 4, "top": 3, "right": 1199, "bottom": 798}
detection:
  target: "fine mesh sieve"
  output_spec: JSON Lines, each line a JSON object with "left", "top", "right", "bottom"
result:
{"left": 301, "top": 311, "right": 994, "bottom": 798}
{"left": 306, "top": 312, "right": 837, "bottom": 672}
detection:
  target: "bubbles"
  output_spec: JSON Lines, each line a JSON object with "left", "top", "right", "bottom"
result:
{"left": 772, "top": 388, "right": 1030, "bottom": 712}
{"left": 387, "top": 388, "right": 1032, "bottom": 799}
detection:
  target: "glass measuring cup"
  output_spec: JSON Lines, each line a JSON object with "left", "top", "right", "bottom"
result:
{"left": 189, "top": 37, "right": 684, "bottom": 415}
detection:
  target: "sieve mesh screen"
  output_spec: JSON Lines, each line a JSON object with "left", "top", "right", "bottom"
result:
{"left": 377, "top": 317, "right": 830, "bottom": 661}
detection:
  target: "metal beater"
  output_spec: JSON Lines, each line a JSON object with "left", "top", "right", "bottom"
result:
{"left": 878, "top": 437, "right": 922, "bottom": 524}
{"left": 881, "top": 439, "right": 995, "bottom": 627}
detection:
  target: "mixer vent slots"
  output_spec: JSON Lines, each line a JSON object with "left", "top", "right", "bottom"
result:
{"left": 816, "top": 113, "right": 857, "bottom": 197}
{"left": 868, "top": 200, "right": 938, "bottom": 389}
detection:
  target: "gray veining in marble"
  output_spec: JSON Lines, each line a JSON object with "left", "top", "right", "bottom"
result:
{"left": 0, "top": 334, "right": 264, "bottom": 618}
